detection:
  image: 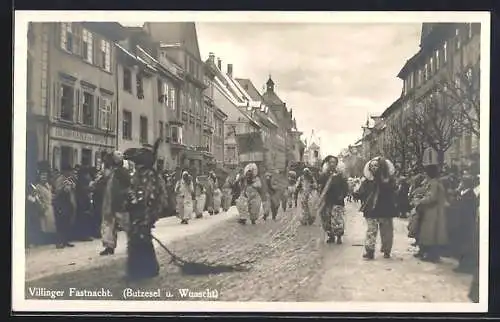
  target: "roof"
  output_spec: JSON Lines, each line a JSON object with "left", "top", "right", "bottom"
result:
{"left": 380, "top": 95, "right": 404, "bottom": 118}
{"left": 116, "top": 43, "right": 157, "bottom": 73}
{"left": 397, "top": 49, "right": 423, "bottom": 79}
{"left": 143, "top": 22, "right": 201, "bottom": 60}
{"left": 262, "top": 90, "right": 284, "bottom": 106}
{"left": 235, "top": 78, "right": 278, "bottom": 128}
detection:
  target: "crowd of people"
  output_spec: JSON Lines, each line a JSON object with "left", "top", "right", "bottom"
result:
{"left": 25, "top": 146, "right": 480, "bottom": 300}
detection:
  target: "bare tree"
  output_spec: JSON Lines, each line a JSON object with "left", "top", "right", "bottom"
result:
{"left": 410, "top": 90, "right": 463, "bottom": 167}
{"left": 383, "top": 117, "right": 412, "bottom": 175}
{"left": 437, "top": 65, "right": 480, "bottom": 138}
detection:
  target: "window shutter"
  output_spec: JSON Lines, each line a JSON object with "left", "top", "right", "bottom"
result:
{"left": 76, "top": 88, "right": 82, "bottom": 123}
{"left": 110, "top": 100, "right": 116, "bottom": 132}
{"left": 73, "top": 148, "right": 79, "bottom": 167}
{"left": 95, "top": 38, "right": 102, "bottom": 68}
{"left": 53, "top": 81, "right": 60, "bottom": 120}
{"left": 96, "top": 96, "right": 101, "bottom": 129}
{"left": 60, "top": 24, "right": 66, "bottom": 50}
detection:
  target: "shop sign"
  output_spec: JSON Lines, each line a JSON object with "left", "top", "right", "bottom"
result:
{"left": 51, "top": 126, "right": 111, "bottom": 146}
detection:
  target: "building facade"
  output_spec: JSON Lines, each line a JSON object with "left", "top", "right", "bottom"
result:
{"left": 144, "top": 22, "right": 209, "bottom": 175}
{"left": 262, "top": 76, "right": 294, "bottom": 173}
{"left": 397, "top": 22, "right": 480, "bottom": 168}
{"left": 27, "top": 22, "right": 124, "bottom": 170}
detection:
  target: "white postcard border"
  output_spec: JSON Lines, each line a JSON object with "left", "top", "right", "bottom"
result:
{"left": 12, "top": 10, "right": 491, "bottom": 313}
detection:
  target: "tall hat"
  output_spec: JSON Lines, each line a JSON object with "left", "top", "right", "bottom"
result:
{"left": 124, "top": 138, "right": 162, "bottom": 168}
{"left": 363, "top": 156, "right": 395, "bottom": 181}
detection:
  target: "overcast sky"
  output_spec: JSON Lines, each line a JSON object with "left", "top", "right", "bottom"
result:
{"left": 123, "top": 22, "right": 422, "bottom": 156}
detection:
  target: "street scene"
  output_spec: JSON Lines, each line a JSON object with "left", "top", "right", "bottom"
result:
{"left": 20, "top": 17, "right": 481, "bottom": 306}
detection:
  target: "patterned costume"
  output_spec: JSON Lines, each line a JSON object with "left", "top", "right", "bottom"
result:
{"left": 317, "top": 156, "right": 349, "bottom": 244}
{"left": 123, "top": 142, "right": 164, "bottom": 280}
{"left": 296, "top": 168, "right": 318, "bottom": 225}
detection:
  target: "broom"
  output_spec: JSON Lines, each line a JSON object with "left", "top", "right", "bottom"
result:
{"left": 150, "top": 234, "right": 256, "bottom": 275}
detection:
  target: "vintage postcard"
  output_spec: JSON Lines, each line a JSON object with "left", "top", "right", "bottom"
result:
{"left": 13, "top": 10, "right": 490, "bottom": 313}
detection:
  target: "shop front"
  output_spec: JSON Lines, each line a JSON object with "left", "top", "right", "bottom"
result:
{"left": 49, "top": 125, "right": 116, "bottom": 170}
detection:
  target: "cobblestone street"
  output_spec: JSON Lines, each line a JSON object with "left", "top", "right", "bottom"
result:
{"left": 25, "top": 202, "right": 472, "bottom": 302}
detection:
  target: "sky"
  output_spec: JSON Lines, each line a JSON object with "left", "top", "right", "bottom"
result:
{"left": 122, "top": 22, "right": 422, "bottom": 156}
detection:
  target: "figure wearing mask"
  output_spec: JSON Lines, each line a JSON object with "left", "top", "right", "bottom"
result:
{"left": 296, "top": 167, "right": 318, "bottom": 225}
{"left": 317, "top": 155, "right": 349, "bottom": 244}
{"left": 355, "top": 156, "right": 398, "bottom": 260}
{"left": 237, "top": 163, "right": 262, "bottom": 225}
{"left": 123, "top": 141, "right": 164, "bottom": 280}
{"left": 175, "top": 171, "right": 195, "bottom": 224}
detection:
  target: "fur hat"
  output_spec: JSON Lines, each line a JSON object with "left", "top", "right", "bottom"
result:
{"left": 363, "top": 156, "right": 395, "bottom": 181}
{"left": 244, "top": 163, "right": 258, "bottom": 177}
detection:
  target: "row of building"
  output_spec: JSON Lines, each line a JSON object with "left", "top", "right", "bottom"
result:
{"left": 26, "top": 22, "right": 306, "bottom": 179}
{"left": 340, "top": 22, "right": 480, "bottom": 176}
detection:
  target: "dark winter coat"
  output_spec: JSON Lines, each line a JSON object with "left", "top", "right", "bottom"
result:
{"left": 356, "top": 178, "right": 398, "bottom": 219}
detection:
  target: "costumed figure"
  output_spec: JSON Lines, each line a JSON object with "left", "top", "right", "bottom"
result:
{"left": 221, "top": 176, "right": 233, "bottom": 212}
{"left": 123, "top": 140, "right": 164, "bottom": 280}
{"left": 286, "top": 170, "right": 298, "bottom": 209}
{"left": 261, "top": 172, "right": 272, "bottom": 221}
{"left": 266, "top": 172, "right": 282, "bottom": 221}
{"left": 317, "top": 156, "right": 349, "bottom": 244}
{"left": 27, "top": 161, "right": 57, "bottom": 244}
{"left": 235, "top": 173, "right": 249, "bottom": 224}
{"left": 355, "top": 156, "right": 398, "bottom": 260}
{"left": 74, "top": 165, "right": 94, "bottom": 240}
{"left": 175, "top": 171, "right": 195, "bottom": 224}
{"left": 194, "top": 177, "right": 206, "bottom": 219}
{"left": 52, "top": 163, "right": 77, "bottom": 248}
{"left": 296, "top": 167, "right": 318, "bottom": 225}
{"left": 209, "top": 171, "right": 222, "bottom": 214}
{"left": 237, "top": 163, "right": 262, "bottom": 225}
{"left": 99, "top": 151, "right": 131, "bottom": 256}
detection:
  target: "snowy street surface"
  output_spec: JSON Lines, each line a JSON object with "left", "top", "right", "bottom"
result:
{"left": 24, "top": 202, "right": 472, "bottom": 302}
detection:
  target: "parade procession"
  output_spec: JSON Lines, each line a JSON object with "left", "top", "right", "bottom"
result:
{"left": 20, "top": 18, "right": 482, "bottom": 305}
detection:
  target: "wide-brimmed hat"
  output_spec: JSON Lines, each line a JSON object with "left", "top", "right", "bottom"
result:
{"left": 363, "top": 156, "right": 395, "bottom": 181}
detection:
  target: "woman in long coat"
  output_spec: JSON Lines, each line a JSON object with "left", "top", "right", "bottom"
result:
{"left": 175, "top": 171, "right": 195, "bottom": 224}
{"left": 415, "top": 164, "right": 448, "bottom": 262}
{"left": 27, "top": 162, "right": 57, "bottom": 243}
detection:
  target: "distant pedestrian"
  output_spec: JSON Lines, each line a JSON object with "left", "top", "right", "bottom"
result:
{"left": 194, "top": 177, "right": 206, "bottom": 219}
{"left": 355, "top": 156, "right": 398, "bottom": 259}
{"left": 317, "top": 156, "right": 349, "bottom": 244}
{"left": 221, "top": 176, "right": 233, "bottom": 212}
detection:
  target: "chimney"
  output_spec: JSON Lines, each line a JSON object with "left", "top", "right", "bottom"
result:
{"left": 208, "top": 52, "right": 215, "bottom": 63}
{"left": 227, "top": 64, "right": 233, "bottom": 78}
{"left": 217, "top": 58, "right": 222, "bottom": 70}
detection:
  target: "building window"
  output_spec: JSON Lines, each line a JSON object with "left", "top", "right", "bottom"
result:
{"left": 429, "top": 57, "right": 434, "bottom": 75}
{"left": 136, "top": 73, "right": 144, "bottom": 99}
{"left": 444, "top": 41, "right": 448, "bottom": 63}
{"left": 165, "top": 123, "right": 170, "bottom": 142}
{"left": 158, "top": 79, "right": 167, "bottom": 103}
{"left": 169, "top": 87, "right": 176, "bottom": 110}
{"left": 122, "top": 110, "right": 132, "bottom": 140}
{"left": 159, "top": 121, "right": 164, "bottom": 141}
{"left": 123, "top": 68, "right": 132, "bottom": 93}
{"left": 455, "top": 28, "right": 461, "bottom": 50}
{"left": 60, "top": 146, "right": 74, "bottom": 169}
{"left": 100, "top": 39, "right": 111, "bottom": 72}
{"left": 468, "top": 23, "right": 473, "bottom": 39}
{"left": 171, "top": 126, "right": 182, "bottom": 144}
{"left": 140, "top": 116, "right": 148, "bottom": 144}
{"left": 98, "top": 97, "right": 113, "bottom": 131}
{"left": 435, "top": 49, "right": 440, "bottom": 68}
{"left": 82, "top": 91, "right": 94, "bottom": 126}
{"left": 60, "top": 23, "right": 74, "bottom": 53}
{"left": 81, "top": 149, "right": 92, "bottom": 166}
{"left": 60, "top": 83, "right": 74, "bottom": 121}
{"left": 82, "top": 28, "right": 93, "bottom": 63}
